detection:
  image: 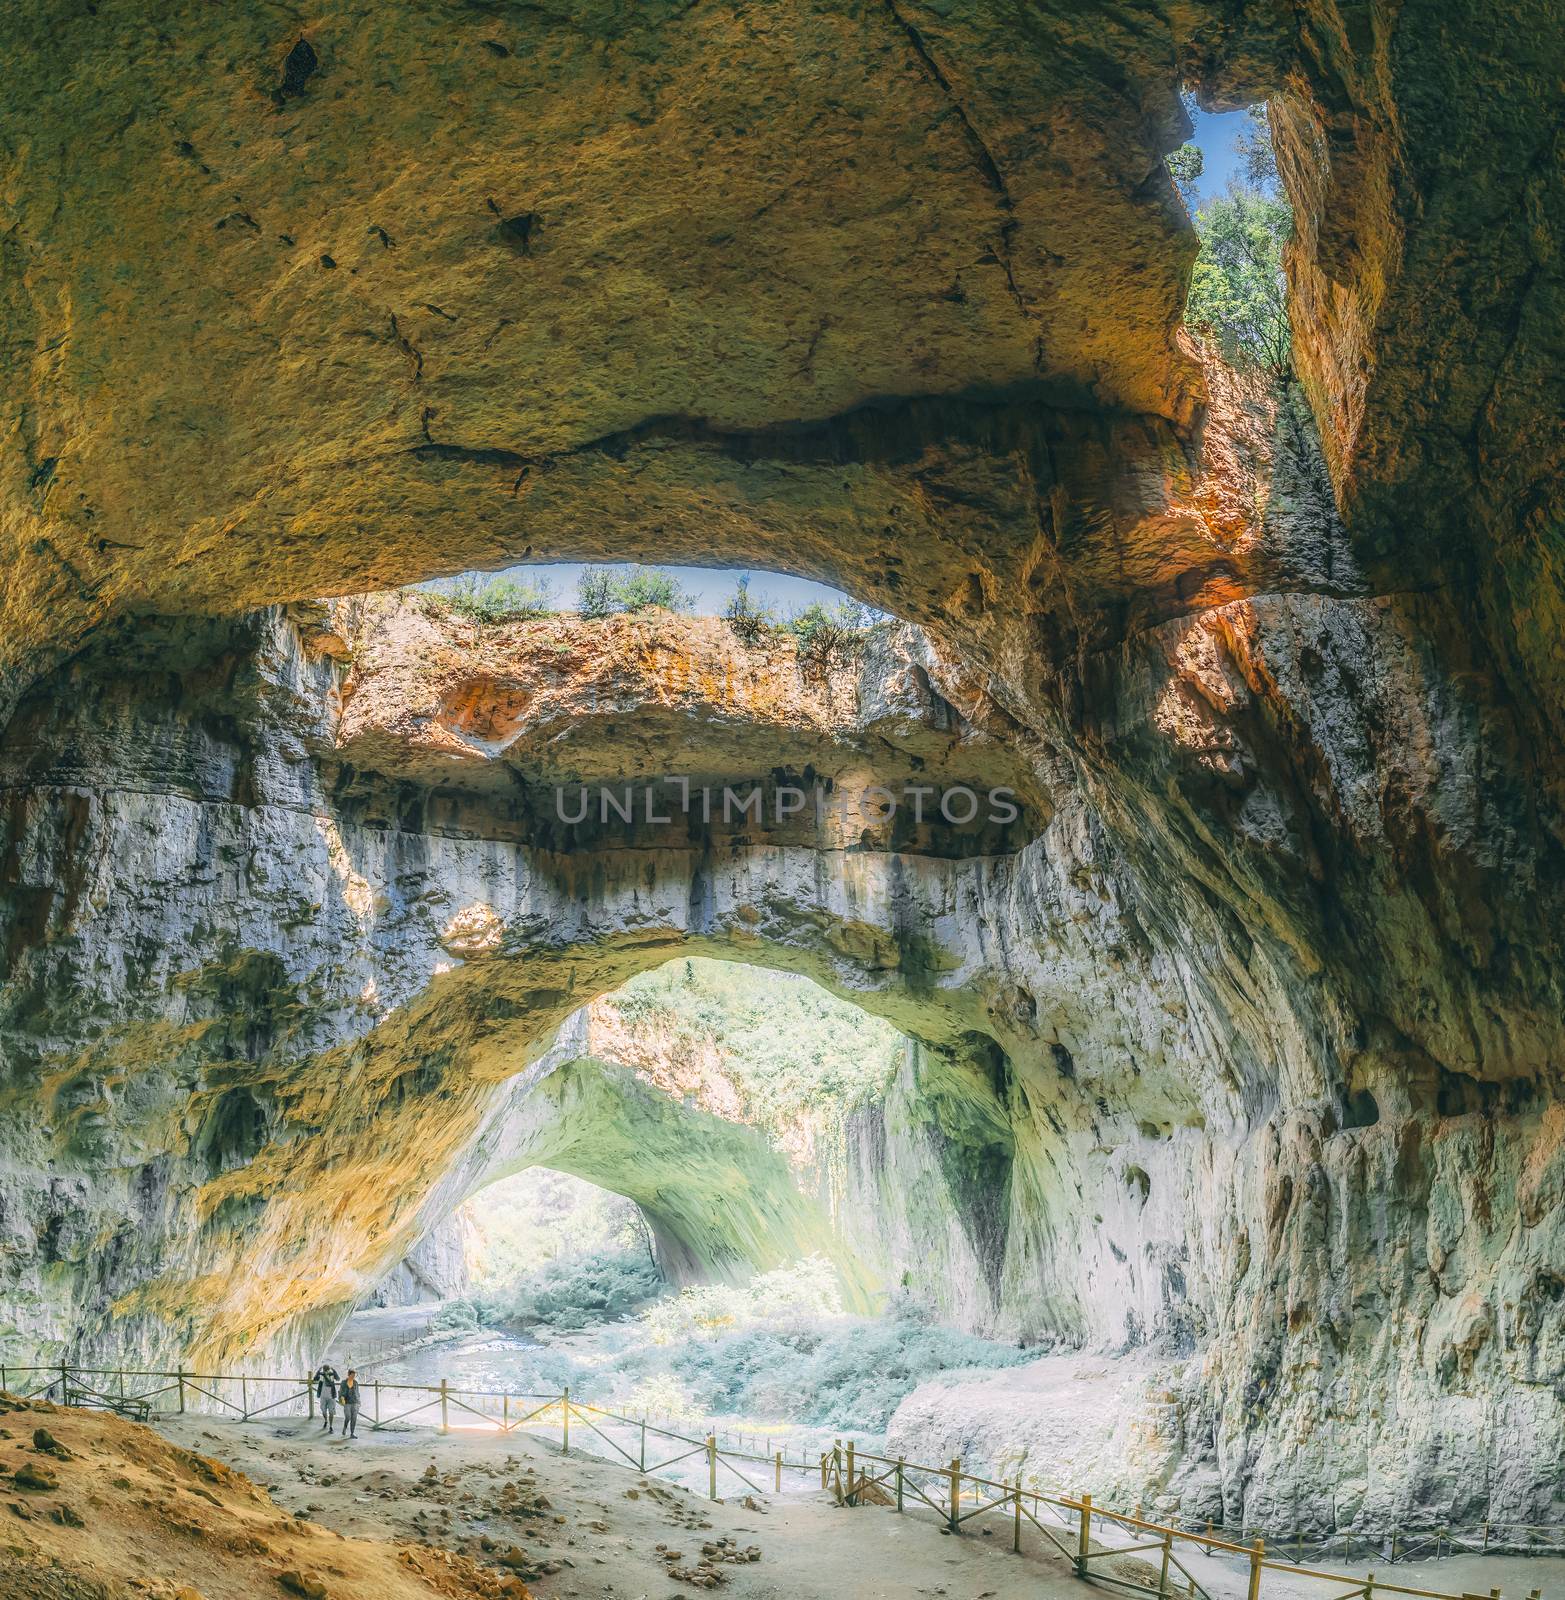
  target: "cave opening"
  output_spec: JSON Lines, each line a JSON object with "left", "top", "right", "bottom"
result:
{"left": 1168, "top": 93, "right": 1296, "bottom": 378}
{"left": 1, "top": 0, "right": 1560, "bottom": 1575}
{"left": 321, "top": 956, "right": 1037, "bottom": 1461}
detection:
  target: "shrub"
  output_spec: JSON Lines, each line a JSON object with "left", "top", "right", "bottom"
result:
{"left": 634, "top": 1259, "right": 1030, "bottom": 1431}
{"left": 437, "top": 572, "right": 557, "bottom": 624}
{"left": 577, "top": 565, "right": 617, "bottom": 619}
{"left": 723, "top": 574, "right": 775, "bottom": 646}
{"left": 576, "top": 565, "right": 692, "bottom": 617}
{"left": 785, "top": 598, "right": 874, "bottom": 666}
{"left": 490, "top": 1248, "right": 664, "bottom": 1331}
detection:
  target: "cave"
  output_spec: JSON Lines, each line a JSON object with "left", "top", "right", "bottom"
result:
{"left": 2, "top": 0, "right": 1563, "bottom": 1583}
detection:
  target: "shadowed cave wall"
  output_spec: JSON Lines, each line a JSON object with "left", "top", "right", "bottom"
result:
{"left": 1, "top": 0, "right": 1563, "bottom": 1542}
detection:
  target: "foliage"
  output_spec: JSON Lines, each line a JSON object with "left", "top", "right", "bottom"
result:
{"left": 418, "top": 1253, "right": 1030, "bottom": 1439}
{"left": 784, "top": 598, "right": 874, "bottom": 662}
{"left": 679, "top": 1307, "right": 1030, "bottom": 1431}
{"left": 596, "top": 1259, "right": 1028, "bottom": 1432}
{"left": 1185, "top": 187, "right": 1293, "bottom": 373}
{"left": 576, "top": 565, "right": 616, "bottom": 619}
{"left": 1182, "top": 100, "right": 1293, "bottom": 374}
{"left": 482, "top": 1247, "right": 664, "bottom": 1331}
{"left": 576, "top": 564, "right": 692, "bottom": 617}
{"left": 466, "top": 1168, "right": 649, "bottom": 1290}
{"left": 1166, "top": 142, "right": 1203, "bottom": 208}
{"left": 1235, "top": 103, "right": 1279, "bottom": 190}
{"left": 723, "top": 574, "right": 775, "bottom": 646}
{"left": 426, "top": 571, "right": 557, "bottom": 624}
{"left": 640, "top": 1256, "right": 843, "bottom": 1345}
{"left": 607, "top": 958, "right": 904, "bottom": 1137}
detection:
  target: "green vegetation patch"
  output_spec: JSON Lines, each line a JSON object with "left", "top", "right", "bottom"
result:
{"left": 607, "top": 957, "right": 906, "bottom": 1137}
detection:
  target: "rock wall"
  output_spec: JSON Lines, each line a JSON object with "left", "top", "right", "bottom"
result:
{"left": 3, "top": 571, "right": 1561, "bottom": 1534}
{"left": 1, "top": 0, "right": 1563, "bottom": 1545}
{"left": 370, "top": 1213, "right": 474, "bottom": 1308}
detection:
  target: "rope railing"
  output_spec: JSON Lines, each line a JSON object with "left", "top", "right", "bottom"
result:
{"left": 0, "top": 1362, "right": 1547, "bottom": 1600}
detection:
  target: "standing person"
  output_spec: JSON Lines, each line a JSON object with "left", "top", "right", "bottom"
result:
{"left": 311, "top": 1363, "right": 339, "bottom": 1433}
{"left": 338, "top": 1368, "right": 362, "bottom": 1440}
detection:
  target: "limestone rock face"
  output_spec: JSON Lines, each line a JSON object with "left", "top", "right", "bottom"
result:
{"left": 1, "top": 0, "right": 1564, "bottom": 1550}
{"left": 4, "top": 575, "right": 1564, "bottom": 1535}
{"left": 370, "top": 1212, "right": 474, "bottom": 1308}
{"left": 10, "top": 0, "right": 1558, "bottom": 733}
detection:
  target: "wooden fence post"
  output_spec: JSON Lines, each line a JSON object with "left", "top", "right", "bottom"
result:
{"left": 775, "top": 1451, "right": 782, "bottom": 1493}
{"left": 949, "top": 1458, "right": 962, "bottom": 1534}
{"left": 1158, "top": 1529, "right": 1173, "bottom": 1597}
{"left": 177, "top": 1366, "right": 186, "bottom": 1413}
{"left": 1247, "top": 1538, "right": 1265, "bottom": 1600}
{"left": 641, "top": 1418, "right": 647, "bottom": 1472}
{"left": 561, "top": 1387, "right": 569, "bottom": 1453}
{"left": 374, "top": 1381, "right": 380, "bottom": 1428}
{"left": 1013, "top": 1479, "right": 1022, "bottom": 1554}
{"left": 440, "top": 1378, "right": 449, "bottom": 1434}
{"left": 707, "top": 1435, "right": 718, "bottom": 1501}
{"left": 1076, "top": 1492, "right": 1092, "bottom": 1578}
{"left": 896, "top": 1458, "right": 904, "bottom": 1514}
{"left": 60, "top": 1360, "right": 69, "bottom": 1405}
{"left": 502, "top": 1393, "right": 508, "bottom": 1432}
{"left": 240, "top": 1376, "right": 248, "bottom": 1421}
{"left": 306, "top": 1375, "right": 314, "bottom": 1421}
{"left": 846, "top": 1440, "right": 856, "bottom": 1506}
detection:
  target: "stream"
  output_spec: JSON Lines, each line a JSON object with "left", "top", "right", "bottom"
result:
{"left": 326, "top": 1308, "right": 879, "bottom": 1494}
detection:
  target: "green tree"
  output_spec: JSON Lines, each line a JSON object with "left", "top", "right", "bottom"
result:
{"left": 436, "top": 570, "right": 556, "bottom": 623}
{"left": 1236, "top": 103, "right": 1279, "bottom": 191}
{"left": 1185, "top": 185, "right": 1293, "bottom": 374}
{"left": 723, "top": 573, "right": 775, "bottom": 646}
{"left": 577, "top": 565, "right": 616, "bottom": 618}
{"left": 785, "top": 597, "right": 876, "bottom": 661}
{"left": 576, "top": 564, "right": 692, "bottom": 617}
{"left": 1166, "top": 142, "right": 1204, "bottom": 209}
{"left": 612, "top": 566, "right": 691, "bottom": 613}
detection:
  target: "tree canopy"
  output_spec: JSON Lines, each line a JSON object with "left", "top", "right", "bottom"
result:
{"left": 1177, "top": 103, "right": 1294, "bottom": 376}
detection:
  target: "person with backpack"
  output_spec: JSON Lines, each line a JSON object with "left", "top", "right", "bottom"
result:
{"left": 311, "top": 1363, "right": 339, "bottom": 1433}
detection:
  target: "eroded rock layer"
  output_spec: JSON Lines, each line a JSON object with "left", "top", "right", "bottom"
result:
{"left": 1, "top": 0, "right": 1563, "bottom": 1549}
{"left": 4, "top": 572, "right": 1564, "bottom": 1533}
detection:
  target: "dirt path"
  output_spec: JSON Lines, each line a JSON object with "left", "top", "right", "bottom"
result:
{"left": 149, "top": 1409, "right": 1095, "bottom": 1600}
{"left": 6, "top": 1387, "right": 1554, "bottom": 1600}
{"left": 152, "top": 1413, "right": 1562, "bottom": 1600}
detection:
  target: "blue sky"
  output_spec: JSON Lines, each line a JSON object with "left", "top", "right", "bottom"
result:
{"left": 1186, "top": 105, "right": 1249, "bottom": 208}
{"left": 434, "top": 110, "right": 1250, "bottom": 617}
{"left": 428, "top": 563, "right": 857, "bottom": 617}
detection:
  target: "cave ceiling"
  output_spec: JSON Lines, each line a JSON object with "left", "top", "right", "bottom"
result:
{"left": 3, "top": 0, "right": 1558, "bottom": 729}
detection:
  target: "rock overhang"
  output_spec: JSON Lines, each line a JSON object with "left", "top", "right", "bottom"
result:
{"left": 324, "top": 597, "right": 1049, "bottom": 855}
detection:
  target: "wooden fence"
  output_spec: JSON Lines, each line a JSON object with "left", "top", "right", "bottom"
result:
{"left": 0, "top": 1362, "right": 1548, "bottom": 1600}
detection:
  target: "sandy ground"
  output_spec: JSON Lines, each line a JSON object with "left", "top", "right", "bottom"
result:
{"left": 4, "top": 1388, "right": 1556, "bottom": 1600}
{"left": 146, "top": 1408, "right": 1078, "bottom": 1600}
